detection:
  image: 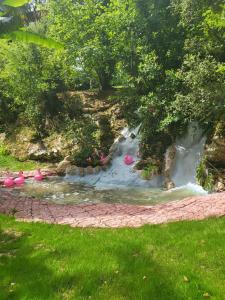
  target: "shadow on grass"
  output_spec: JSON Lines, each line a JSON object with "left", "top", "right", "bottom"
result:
{"left": 0, "top": 224, "right": 189, "bottom": 300}
{"left": 0, "top": 228, "right": 79, "bottom": 300}
{"left": 74, "top": 238, "right": 187, "bottom": 300}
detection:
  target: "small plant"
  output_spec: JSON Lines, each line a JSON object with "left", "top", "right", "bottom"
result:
{"left": 196, "top": 159, "right": 215, "bottom": 192}
{"left": 0, "top": 144, "right": 9, "bottom": 156}
{"left": 141, "top": 164, "right": 159, "bottom": 180}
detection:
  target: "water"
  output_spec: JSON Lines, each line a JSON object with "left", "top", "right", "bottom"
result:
{"left": 66, "top": 126, "right": 162, "bottom": 188}
{"left": 11, "top": 177, "right": 204, "bottom": 205}
{"left": 172, "top": 123, "right": 206, "bottom": 187}
{"left": 11, "top": 124, "right": 207, "bottom": 205}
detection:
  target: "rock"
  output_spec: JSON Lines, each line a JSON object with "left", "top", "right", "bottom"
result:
{"left": 78, "top": 167, "right": 85, "bottom": 177}
{"left": 215, "top": 181, "right": 225, "bottom": 192}
{"left": 0, "top": 133, "right": 6, "bottom": 143}
{"left": 28, "top": 142, "right": 48, "bottom": 161}
{"left": 205, "top": 122, "right": 225, "bottom": 167}
{"left": 66, "top": 165, "right": 79, "bottom": 176}
{"left": 109, "top": 142, "right": 118, "bottom": 154}
{"left": 130, "top": 133, "right": 136, "bottom": 139}
{"left": 86, "top": 166, "right": 94, "bottom": 175}
{"left": 56, "top": 156, "right": 72, "bottom": 176}
{"left": 163, "top": 144, "right": 176, "bottom": 188}
{"left": 165, "top": 180, "right": 175, "bottom": 190}
{"left": 205, "top": 138, "right": 225, "bottom": 167}
{"left": 28, "top": 142, "right": 61, "bottom": 162}
{"left": 101, "top": 165, "right": 108, "bottom": 171}
{"left": 93, "top": 166, "right": 101, "bottom": 174}
{"left": 118, "top": 135, "right": 126, "bottom": 143}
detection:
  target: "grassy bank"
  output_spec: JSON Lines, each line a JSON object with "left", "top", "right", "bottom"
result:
{"left": 0, "top": 215, "right": 224, "bottom": 300}
{"left": 0, "top": 153, "right": 47, "bottom": 172}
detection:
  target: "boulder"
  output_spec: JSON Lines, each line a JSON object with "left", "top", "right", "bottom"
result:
{"left": 205, "top": 137, "right": 225, "bottom": 167}
{"left": 78, "top": 167, "right": 85, "bottom": 177}
{"left": 86, "top": 166, "right": 94, "bottom": 175}
{"left": 93, "top": 166, "right": 101, "bottom": 174}
{"left": 163, "top": 144, "right": 176, "bottom": 189}
{"left": 28, "top": 142, "right": 61, "bottom": 162}
{"left": 215, "top": 181, "right": 225, "bottom": 192}
{"left": 205, "top": 122, "right": 225, "bottom": 167}
{"left": 164, "top": 179, "right": 175, "bottom": 190}
{"left": 66, "top": 165, "right": 79, "bottom": 176}
{"left": 0, "top": 133, "right": 6, "bottom": 143}
{"left": 56, "top": 156, "right": 72, "bottom": 175}
{"left": 28, "top": 142, "right": 48, "bottom": 161}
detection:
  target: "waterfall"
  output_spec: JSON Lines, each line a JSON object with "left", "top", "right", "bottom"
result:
{"left": 171, "top": 123, "right": 206, "bottom": 188}
{"left": 66, "top": 123, "right": 206, "bottom": 193}
{"left": 66, "top": 126, "right": 161, "bottom": 188}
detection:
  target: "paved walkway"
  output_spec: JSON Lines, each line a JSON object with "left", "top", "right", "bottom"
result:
{"left": 0, "top": 190, "right": 225, "bottom": 227}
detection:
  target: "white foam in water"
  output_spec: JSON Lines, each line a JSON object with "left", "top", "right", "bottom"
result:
{"left": 172, "top": 183, "right": 207, "bottom": 195}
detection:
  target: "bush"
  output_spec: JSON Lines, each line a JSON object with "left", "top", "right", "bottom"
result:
{"left": 196, "top": 159, "right": 215, "bottom": 192}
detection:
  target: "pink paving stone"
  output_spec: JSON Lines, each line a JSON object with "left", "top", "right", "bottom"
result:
{"left": 0, "top": 189, "right": 225, "bottom": 228}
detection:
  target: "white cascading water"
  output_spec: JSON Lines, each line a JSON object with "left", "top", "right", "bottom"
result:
{"left": 171, "top": 123, "right": 207, "bottom": 193}
{"left": 66, "top": 123, "right": 206, "bottom": 194}
{"left": 66, "top": 125, "right": 161, "bottom": 188}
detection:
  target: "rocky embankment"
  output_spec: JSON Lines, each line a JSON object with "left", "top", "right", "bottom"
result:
{"left": 0, "top": 90, "right": 126, "bottom": 163}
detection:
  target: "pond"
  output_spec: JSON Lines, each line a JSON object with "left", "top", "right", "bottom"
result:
{"left": 11, "top": 176, "right": 206, "bottom": 206}
{"left": 7, "top": 124, "right": 208, "bottom": 206}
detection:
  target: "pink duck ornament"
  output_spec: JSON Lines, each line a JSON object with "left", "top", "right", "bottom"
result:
{"left": 34, "top": 169, "right": 43, "bottom": 181}
{"left": 14, "top": 171, "right": 25, "bottom": 185}
{"left": 124, "top": 154, "right": 134, "bottom": 165}
{"left": 4, "top": 173, "right": 14, "bottom": 187}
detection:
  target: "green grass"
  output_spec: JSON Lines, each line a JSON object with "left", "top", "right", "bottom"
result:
{"left": 0, "top": 154, "right": 45, "bottom": 172}
{"left": 0, "top": 215, "right": 225, "bottom": 300}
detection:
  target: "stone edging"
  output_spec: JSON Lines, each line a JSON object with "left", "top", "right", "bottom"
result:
{"left": 0, "top": 190, "right": 225, "bottom": 228}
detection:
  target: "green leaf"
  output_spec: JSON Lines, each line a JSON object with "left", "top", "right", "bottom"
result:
{"left": 2, "top": 30, "right": 64, "bottom": 49}
{"left": 1, "top": 0, "right": 30, "bottom": 7}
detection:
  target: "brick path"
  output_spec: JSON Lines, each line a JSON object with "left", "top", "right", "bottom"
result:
{"left": 0, "top": 190, "right": 225, "bottom": 227}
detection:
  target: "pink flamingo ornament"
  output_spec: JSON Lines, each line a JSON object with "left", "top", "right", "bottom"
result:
{"left": 124, "top": 154, "right": 134, "bottom": 165}
{"left": 14, "top": 171, "right": 25, "bottom": 185}
{"left": 4, "top": 173, "right": 14, "bottom": 187}
{"left": 100, "top": 154, "right": 106, "bottom": 164}
{"left": 34, "top": 169, "right": 43, "bottom": 181}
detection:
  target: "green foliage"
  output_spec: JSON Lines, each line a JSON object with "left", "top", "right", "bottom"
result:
{"left": 0, "top": 143, "right": 9, "bottom": 156}
{"left": 66, "top": 118, "right": 99, "bottom": 167}
{"left": 141, "top": 164, "right": 159, "bottom": 180}
{"left": 0, "top": 142, "right": 45, "bottom": 171}
{"left": 3, "top": 30, "right": 64, "bottom": 50}
{"left": 0, "top": 0, "right": 63, "bottom": 49}
{"left": 98, "top": 114, "right": 114, "bottom": 153}
{"left": 110, "top": 88, "right": 141, "bottom": 127}
{"left": 1, "top": 0, "right": 30, "bottom": 7}
{"left": 0, "top": 0, "right": 225, "bottom": 170}
{"left": 0, "top": 42, "right": 64, "bottom": 132}
{"left": 0, "top": 153, "right": 43, "bottom": 171}
{"left": 173, "top": 55, "right": 225, "bottom": 124}
{"left": 196, "top": 159, "right": 215, "bottom": 192}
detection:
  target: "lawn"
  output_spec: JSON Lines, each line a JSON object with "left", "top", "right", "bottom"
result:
{"left": 0, "top": 154, "right": 47, "bottom": 172}
{"left": 0, "top": 215, "right": 224, "bottom": 300}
